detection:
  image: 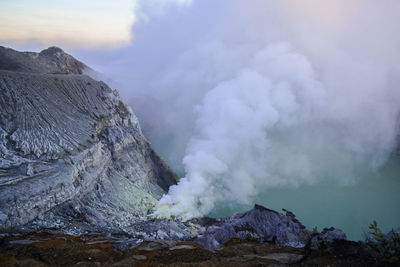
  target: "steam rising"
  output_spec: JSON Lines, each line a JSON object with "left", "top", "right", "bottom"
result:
{"left": 153, "top": 43, "right": 328, "bottom": 219}
{"left": 77, "top": 1, "right": 400, "bottom": 220}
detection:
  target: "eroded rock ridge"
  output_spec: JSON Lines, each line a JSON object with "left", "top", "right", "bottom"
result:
{"left": 0, "top": 46, "right": 177, "bottom": 230}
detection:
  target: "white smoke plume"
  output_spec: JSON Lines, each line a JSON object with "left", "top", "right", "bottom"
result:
{"left": 75, "top": 0, "right": 400, "bottom": 220}
{"left": 152, "top": 39, "right": 398, "bottom": 220}
{"left": 153, "top": 42, "right": 329, "bottom": 219}
{"left": 148, "top": 1, "right": 400, "bottom": 220}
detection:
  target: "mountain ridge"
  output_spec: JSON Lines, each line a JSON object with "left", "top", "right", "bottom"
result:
{"left": 0, "top": 46, "right": 178, "bottom": 229}
{"left": 0, "top": 46, "right": 88, "bottom": 75}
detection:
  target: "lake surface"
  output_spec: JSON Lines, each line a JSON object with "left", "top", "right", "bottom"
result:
{"left": 207, "top": 154, "right": 400, "bottom": 241}
{"left": 152, "top": 129, "right": 400, "bottom": 241}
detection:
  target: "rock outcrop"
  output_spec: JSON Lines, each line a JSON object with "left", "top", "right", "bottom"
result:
{"left": 79, "top": 204, "right": 344, "bottom": 251}
{"left": 0, "top": 46, "right": 177, "bottom": 230}
{"left": 193, "top": 204, "right": 308, "bottom": 250}
{"left": 0, "top": 46, "right": 87, "bottom": 74}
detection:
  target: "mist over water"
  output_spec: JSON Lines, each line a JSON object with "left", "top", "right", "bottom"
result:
{"left": 209, "top": 154, "right": 400, "bottom": 241}
{"left": 74, "top": 0, "right": 400, "bottom": 239}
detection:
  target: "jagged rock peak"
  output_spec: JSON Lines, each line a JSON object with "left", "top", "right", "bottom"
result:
{"left": 0, "top": 45, "right": 88, "bottom": 74}
{"left": 39, "top": 46, "right": 64, "bottom": 55}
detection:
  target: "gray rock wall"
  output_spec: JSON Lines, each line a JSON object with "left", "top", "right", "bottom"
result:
{"left": 0, "top": 65, "right": 177, "bottom": 228}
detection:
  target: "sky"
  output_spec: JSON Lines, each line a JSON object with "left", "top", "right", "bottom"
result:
{"left": 0, "top": 0, "right": 136, "bottom": 49}
{"left": 0, "top": 0, "right": 196, "bottom": 49}
{"left": 1, "top": 0, "right": 400, "bottom": 233}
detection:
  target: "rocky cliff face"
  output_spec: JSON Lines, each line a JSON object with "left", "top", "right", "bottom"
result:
{"left": 0, "top": 46, "right": 177, "bottom": 230}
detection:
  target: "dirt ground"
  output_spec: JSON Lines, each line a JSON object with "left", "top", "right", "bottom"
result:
{"left": 0, "top": 232, "right": 386, "bottom": 266}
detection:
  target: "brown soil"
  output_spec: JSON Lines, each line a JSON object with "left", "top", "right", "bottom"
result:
{"left": 0, "top": 232, "right": 383, "bottom": 266}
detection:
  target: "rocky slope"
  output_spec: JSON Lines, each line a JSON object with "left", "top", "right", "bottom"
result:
{"left": 0, "top": 46, "right": 178, "bottom": 230}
